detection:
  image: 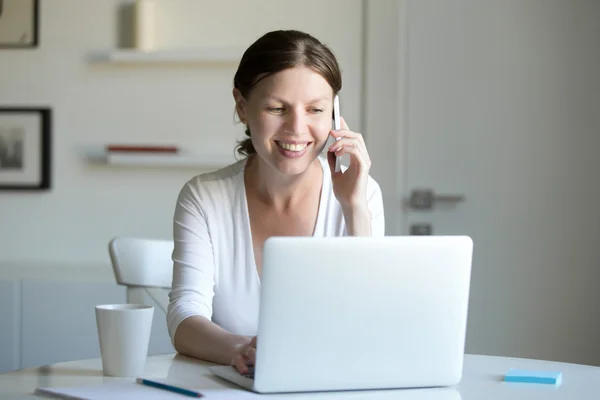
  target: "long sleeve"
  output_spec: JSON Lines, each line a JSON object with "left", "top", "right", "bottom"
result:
{"left": 166, "top": 182, "right": 217, "bottom": 343}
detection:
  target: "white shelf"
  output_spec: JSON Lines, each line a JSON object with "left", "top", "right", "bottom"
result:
{"left": 90, "top": 47, "right": 244, "bottom": 65}
{"left": 100, "top": 152, "right": 235, "bottom": 169}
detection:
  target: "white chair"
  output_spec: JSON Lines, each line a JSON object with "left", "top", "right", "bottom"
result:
{"left": 108, "top": 237, "right": 174, "bottom": 313}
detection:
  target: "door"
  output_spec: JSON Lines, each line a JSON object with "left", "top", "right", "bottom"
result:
{"left": 365, "top": 0, "right": 600, "bottom": 366}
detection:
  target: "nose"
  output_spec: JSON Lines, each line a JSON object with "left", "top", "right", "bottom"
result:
{"left": 285, "top": 109, "right": 308, "bottom": 135}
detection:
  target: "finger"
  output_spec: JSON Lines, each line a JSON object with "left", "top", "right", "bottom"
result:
{"left": 333, "top": 143, "right": 357, "bottom": 158}
{"left": 333, "top": 144, "right": 371, "bottom": 171}
{"left": 330, "top": 137, "right": 370, "bottom": 163}
{"left": 248, "top": 336, "right": 258, "bottom": 364}
{"left": 330, "top": 129, "right": 364, "bottom": 144}
{"left": 329, "top": 137, "right": 355, "bottom": 151}
{"left": 232, "top": 354, "right": 249, "bottom": 374}
{"left": 330, "top": 140, "right": 369, "bottom": 168}
{"left": 245, "top": 347, "right": 257, "bottom": 366}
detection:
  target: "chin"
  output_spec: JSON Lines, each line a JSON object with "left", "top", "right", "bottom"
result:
{"left": 270, "top": 153, "right": 319, "bottom": 177}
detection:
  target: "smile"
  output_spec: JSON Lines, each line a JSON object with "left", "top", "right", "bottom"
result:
{"left": 275, "top": 141, "right": 311, "bottom": 152}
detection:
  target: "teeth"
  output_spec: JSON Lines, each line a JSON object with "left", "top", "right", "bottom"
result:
{"left": 278, "top": 142, "right": 307, "bottom": 152}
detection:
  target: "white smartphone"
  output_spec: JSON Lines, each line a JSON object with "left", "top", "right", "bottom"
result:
{"left": 332, "top": 94, "right": 342, "bottom": 172}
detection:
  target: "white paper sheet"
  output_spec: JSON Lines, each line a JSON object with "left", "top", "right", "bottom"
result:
{"left": 36, "top": 382, "right": 188, "bottom": 400}
{"left": 35, "top": 382, "right": 269, "bottom": 400}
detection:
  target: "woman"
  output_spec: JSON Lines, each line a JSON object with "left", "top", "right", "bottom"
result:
{"left": 167, "top": 29, "right": 384, "bottom": 374}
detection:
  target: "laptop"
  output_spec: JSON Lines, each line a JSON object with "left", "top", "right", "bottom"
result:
{"left": 209, "top": 235, "right": 473, "bottom": 394}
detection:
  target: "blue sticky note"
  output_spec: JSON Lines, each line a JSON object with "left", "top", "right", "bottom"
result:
{"left": 504, "top": 368, "right": 563, "bottom": 385}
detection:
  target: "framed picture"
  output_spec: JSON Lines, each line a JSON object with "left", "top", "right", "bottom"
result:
{"left": 0, "top": 0, "right": 39, "bottom": 48}
{"left": 0, "top": 108, "right": 51, "bottom": 190}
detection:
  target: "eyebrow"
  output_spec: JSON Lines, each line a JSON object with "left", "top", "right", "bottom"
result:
{"left": 265, "top": 96, "right": 331, "bottom": 104}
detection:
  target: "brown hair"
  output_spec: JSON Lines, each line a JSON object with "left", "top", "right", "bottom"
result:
{"left": 233, "top": 30, "right": 342, "bottom": 158}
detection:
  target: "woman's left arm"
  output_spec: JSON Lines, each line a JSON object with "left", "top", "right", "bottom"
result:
{"left": 342, "top": 203, "right": 372, "bottom": 236}
{"left": 328, "top": 117, "right": 385, "bottom": 236}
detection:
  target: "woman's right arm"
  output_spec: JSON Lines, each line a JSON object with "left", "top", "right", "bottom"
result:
{"left": 167, "top": 181, "right": 251, "bottom": 365}
{"left": 172, "top": 315, "right": 251, "bottom": 365}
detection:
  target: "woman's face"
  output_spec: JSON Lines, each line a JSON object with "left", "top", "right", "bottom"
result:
{"left": 234, "top": 66, "right": 334, "bottom": 176}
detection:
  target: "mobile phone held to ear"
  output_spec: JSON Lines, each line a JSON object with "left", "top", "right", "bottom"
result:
{"left": 332, "top": 94, "right": 342, "bottom": 172}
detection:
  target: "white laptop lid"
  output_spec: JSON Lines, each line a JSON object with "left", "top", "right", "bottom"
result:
{"left": 252, "top": 235, "right": 473, "bottom": 393}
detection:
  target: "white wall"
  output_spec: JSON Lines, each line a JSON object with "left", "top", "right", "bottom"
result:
{"left": 0, "top": 0, "right": 363, "bottom": 266}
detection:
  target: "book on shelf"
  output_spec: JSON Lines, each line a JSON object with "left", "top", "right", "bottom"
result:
{"left": 106, "top": 152, "right": 184, "bottom": 165}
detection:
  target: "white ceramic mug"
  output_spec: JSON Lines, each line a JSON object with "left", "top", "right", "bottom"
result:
{"left": 95, "top": 304, "right": 154, "bottom": 377}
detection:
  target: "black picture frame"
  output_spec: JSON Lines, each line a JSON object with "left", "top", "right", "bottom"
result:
{"left": 0, "top": 107, "right": 51, "bottom": 190}
{"left": 0, "top": 0, "right": 40, "bottom": 48}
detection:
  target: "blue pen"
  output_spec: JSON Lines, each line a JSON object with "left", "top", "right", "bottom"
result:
{"left": 136, "top": 378, "right": 204, "bottom": 398}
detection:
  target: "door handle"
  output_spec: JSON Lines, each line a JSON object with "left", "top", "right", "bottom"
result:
{"left": 407, "top": 189, "right": 465, "bottom": 210}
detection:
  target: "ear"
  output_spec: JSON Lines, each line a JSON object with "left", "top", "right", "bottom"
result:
{"left": 232, "top": 88, "right": 248, "bottom": 124}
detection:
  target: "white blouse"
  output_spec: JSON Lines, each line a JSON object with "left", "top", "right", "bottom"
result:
{"left": 166, "top": 156, "right": 385, "bottom": 342}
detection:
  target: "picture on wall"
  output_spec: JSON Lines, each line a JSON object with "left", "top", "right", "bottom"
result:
{"left": 0, "top": 0, "right": 39, "bottom": 48}
{"left": 0, "top": 108, "right": 51, "bottom": 190}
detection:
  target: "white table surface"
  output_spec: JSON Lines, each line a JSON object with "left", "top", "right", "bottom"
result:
{"left": 1, "top": 353, "right": 599, "bottom": 399}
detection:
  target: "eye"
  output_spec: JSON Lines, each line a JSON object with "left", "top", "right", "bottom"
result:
{"left": 310, "top": 108, "right": 324, "bottom": 114}
{"left": 267, "top": 107, "right": 285, "bottom": 113}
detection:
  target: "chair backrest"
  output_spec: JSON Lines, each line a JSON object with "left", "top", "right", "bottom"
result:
{"left": 108, "top": 237, "right": 174, "bottom": 288}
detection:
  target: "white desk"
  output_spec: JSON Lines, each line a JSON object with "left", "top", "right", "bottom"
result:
{"left": 1, "top": 353, "right": 599, "bottom": 399}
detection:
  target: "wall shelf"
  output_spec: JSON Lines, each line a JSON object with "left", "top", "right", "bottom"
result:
{"left": 89, "top": 47, "right": 244, "bottom": 65}
{"left": 94, "top": 152, "right": 235, "bottom": 169}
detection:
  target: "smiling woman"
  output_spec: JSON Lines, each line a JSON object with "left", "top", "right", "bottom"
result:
{"left": 232, "top": 30, "right": 341, "bottom": 160}
{"left": 234, "top": 66, "right": 336, "bottom": 177}
{"left": 166, "top": 29, "right": 385, "bottom": 375}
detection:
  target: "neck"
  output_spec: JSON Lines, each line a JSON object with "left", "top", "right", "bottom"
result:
{"left": 245, "top": 155, "right": 322, "bottom": 211}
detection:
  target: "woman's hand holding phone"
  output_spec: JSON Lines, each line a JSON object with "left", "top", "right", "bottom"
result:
{"left": 327, "top": 100, "right": 372, "bottom": 211}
